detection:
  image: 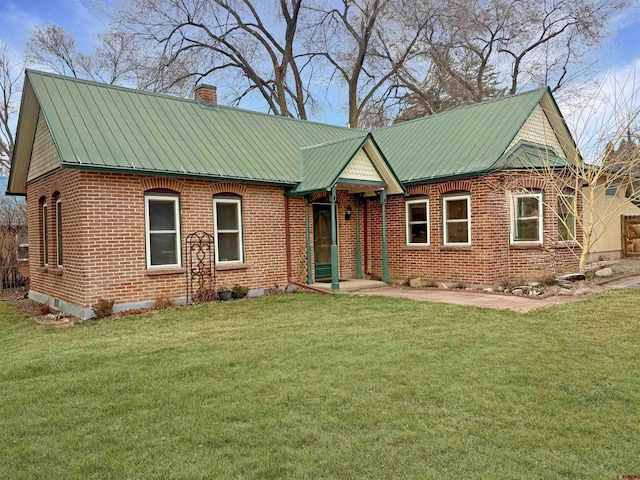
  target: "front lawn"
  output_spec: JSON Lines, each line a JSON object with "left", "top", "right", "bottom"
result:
{"left": 1, "top": 292, "right": 639, "bottom": 479}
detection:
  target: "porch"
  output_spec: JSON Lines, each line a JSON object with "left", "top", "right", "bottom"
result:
{"left": 288, "top": 132, "right": 405, "bottom": 291}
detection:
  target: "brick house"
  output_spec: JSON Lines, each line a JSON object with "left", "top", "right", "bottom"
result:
{"left": 7, "top": 70, "right": 580, "bottom": 318}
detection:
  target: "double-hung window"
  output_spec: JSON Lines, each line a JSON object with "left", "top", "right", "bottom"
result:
{"left": 405, "top": 199, "right": 429, "bottom": 245}
{"left": 511, "top": 192, "right": 543, "bottom": 244}
{"left": 558, "top": 190, "right": 576, "bottom": 242}
{"left": 56, "top": 198, "right": 63, "bottom": 266}
{"left": 42, "top": 201, "right": 49, "bottom": 266}
{"left": 145, "top": 195, "right": 181, "bottom": 268}
{"left": 443, "top": 195, "right": 471, "bottom": 245}
{"left": 213, "top": 196, "right": 243, "bottom": 263}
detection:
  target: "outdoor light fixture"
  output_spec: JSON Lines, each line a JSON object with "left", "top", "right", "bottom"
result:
{"left": 345, "top": 206, "right": 352, "bottom": 220}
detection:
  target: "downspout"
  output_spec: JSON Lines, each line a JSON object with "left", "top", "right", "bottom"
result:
{"left": 285, "top": 195, "right": 292, "bottom": 283}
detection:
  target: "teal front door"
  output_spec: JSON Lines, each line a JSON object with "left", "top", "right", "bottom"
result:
{"left": 313, "top": 204, "right": 333, "bottom": 281}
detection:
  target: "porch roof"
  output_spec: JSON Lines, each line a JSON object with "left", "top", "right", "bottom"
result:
{"left": 288, "top": 133, "right": 405, "bottom": 196}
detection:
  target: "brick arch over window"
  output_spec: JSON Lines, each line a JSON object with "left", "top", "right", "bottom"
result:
{"left": 140, "top": 177, "right": 185, "bottom": 194}
{"left": 437, "top": 180, "right": 472, "bottom": 195}
{"left": 518, "top": 178, "right": 546, "bottom": 191}
{"left": 210, "top": 182, "right": 247, "bottom": 197}
{"left": 50, "top": 180, "right": 62, "bottom": 195}
{"left": 407, "top": 185, "right": 436, "bottom": 197}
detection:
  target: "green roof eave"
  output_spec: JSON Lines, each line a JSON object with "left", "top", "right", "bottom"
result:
{"left": 60, "top": 162, "right": 298, "bottom": 187}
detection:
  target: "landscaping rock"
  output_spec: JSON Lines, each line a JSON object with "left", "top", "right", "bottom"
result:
{"left": 483, "top": 287, "right": 494, "bottom": 293}
{"left": 527, "top": 282, "right": 540, "bottom": 287}
{"left": 438, "top": 283, "right": 448, "bottom": 289}
{"left": 511, "top": 288, "right": 524, "bottom": 295}
{"left": 409, "top": 277, "right": 423, "bottom": 288}
{"left": 557, "top": 280, "right": 573, "bottom": 289}
{"left": 594, "top": 267, "right": 613, "bottom": 277}
{"left": 515, "top": 285, "right": 533, "bottom": 293}
{"left": 557, "top": 273, "right": 586, "bottom": 282}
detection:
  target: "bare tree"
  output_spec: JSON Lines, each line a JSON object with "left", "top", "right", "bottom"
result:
{"left": 0, "top": 42, "right": 21, "bottom": 174}
{"left": 393, "top": 0, "right": 628, "bottom": 123}
{"left": 518, "top": 67, "right": 640, "bottom": 273}
{"left": 305, "top": 0, "right": 430, "bottom": 128}
{"left": 113, "top": 0, "right": 314, "bottom": 118}
{"left": 26, "top": 24, "right": 143, "bottom": 86}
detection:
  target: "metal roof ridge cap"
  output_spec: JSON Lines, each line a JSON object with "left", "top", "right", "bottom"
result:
{"left": 300, "top": 133, "right": 369, "bottom": 150}
{"left": 26, "top": 69, "right": 363, "bottom": 133}
{"left": 372, "top": 87, "right": 549, "bottom": 133}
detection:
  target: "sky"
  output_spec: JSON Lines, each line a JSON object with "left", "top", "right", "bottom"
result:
{"left": 1, "top": 0, "right": 639, "bottom": 131}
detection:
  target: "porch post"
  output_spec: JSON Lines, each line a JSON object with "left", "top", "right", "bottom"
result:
{"left": 305, "top": 195, "right": 313, "bottom": 285}
{"left": 355, "top": 195, "right": 363, "bottom": 279}
{"left": 380, "top": 189, "right": 389, "bottom": 283}
{"left": 330, "top": 186, "right": 340, "bottom": 290}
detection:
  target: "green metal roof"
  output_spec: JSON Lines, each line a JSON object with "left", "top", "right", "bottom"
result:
{"left": 500, "top": 141, "right": 568, "bottom": 170}
{"left": 371, "top": 88, "right": 549, "bottom": 184}
{"left": 25, "top": 70, "right": 359, "bottom": 185}
{"left": 10, "top": 71, "right": 570, "bottom": 196}
{"left": 292, "top": 134, "right": 368, "bottom": 194}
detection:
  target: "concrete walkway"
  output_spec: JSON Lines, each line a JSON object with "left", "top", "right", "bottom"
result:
{"left": 601, "top": 275, "right": 640, "bottom": 290}
{"left": 350, "top": 286, "right": 562, "bottom": 312}
{"left": 351, "top": 274, "right": 640, "bottom": 312}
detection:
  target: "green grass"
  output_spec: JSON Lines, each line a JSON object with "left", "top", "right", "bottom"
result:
{"left": 1, "top": 292, "right": 639, "bottom": 479}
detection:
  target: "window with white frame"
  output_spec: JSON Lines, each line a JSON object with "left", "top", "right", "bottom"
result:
{"left": 55, "top": 197, "right": 63, "bottom": 266}
{"left": 405, "top": 198, "right": 429, "bottom": 245}
{"left": 145, "top": 194, "right": 181, "bottom": 268}
{"left": 443, "top": 194, "right": 471, "bottom": 245}
{"left": 42, "top": 201, "right": 49, "bottom": 266}
{"left": 558, "top": 190, "right": 576, "bottom": 242}
{"left": 511, "top": 192, "right": 543, "bottom": 243}
{"left": 213, "top": 196, "right": 243, "bottom": 263}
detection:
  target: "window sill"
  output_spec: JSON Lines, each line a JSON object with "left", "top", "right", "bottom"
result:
{"left": 217, "top": 262, "right": 250, "bottom": 271}
{"left": 146, "top": 267, "right": 186, "bottom": 276}
{"left": 440, "top": 245, "right": 472, "bottom": 250}
{"left": 403, "top": 244, "right": 431, "bottom": 250}
{"left": 510, "top": 243, "right": 543, "bottom": 250}
{"left": 556, "top": 241, "right": 578, "bottom": 249}
{"left": 49, "top": 267, "right": 64, "bottom": 276}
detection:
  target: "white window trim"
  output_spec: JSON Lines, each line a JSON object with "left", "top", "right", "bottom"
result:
{"left": 144, "top": 194, "right": 182, "bottom": 269}
{"left": 405, "top": 198, "right": 430, "bottom": 246}
{"left": 443, "top": 194, "right": 471, "bottom": 246}
{"left": 42, "top": 202, "right": 49, "bottom": 266}
{"left": 55, "top": 198, "right": 63, "bottom": 267}
{"left": 213, "top": 197, "right": 244, "bottom": 264}
{"left": 558, "top": 192, "right": 577, "bottom": 243}
{"left": 510, "top": 192, "right": 543, "bottom": 245}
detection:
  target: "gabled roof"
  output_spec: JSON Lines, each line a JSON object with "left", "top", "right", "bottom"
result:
{"left": 291, "top": 133, "right": 404, "bottom": 195}
{"left": 371, "top": 88, "right": 553, "bottom": 184}
{"left": 8, "top": 70, "right": 575, "bottom": 195}
{"left": 9, "top": 70, "right": 361, "bottom": 193}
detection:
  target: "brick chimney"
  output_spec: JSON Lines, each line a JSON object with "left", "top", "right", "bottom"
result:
{"left": 194, "top": 84, "right": 217, "bottom": 104}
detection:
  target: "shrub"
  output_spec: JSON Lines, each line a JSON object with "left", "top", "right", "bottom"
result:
{"left": 193, "top": 288, "right": 217, "bottom": 304}
{"left": 453, "top": 281, "right": 467, "bottom": 289}
{"left": 154, "top": 296, "right": 175, "bottom": 310}
{"left": 268, "top": 284, "right": 286, "bottom": 295}
{"left": 36, "top": 303, "right": 52, "bottom": 316}
{"left": 92, "top": 299, "right": 115, "bottom": 319}
{"left": 232, "top": 284, "right": 249, "bottom": 299}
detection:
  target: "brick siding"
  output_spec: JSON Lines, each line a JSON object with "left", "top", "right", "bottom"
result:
{"left": 26, "top": 169, "right": 580, "bottom": 315}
